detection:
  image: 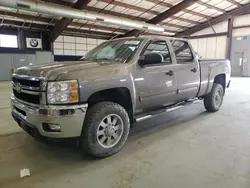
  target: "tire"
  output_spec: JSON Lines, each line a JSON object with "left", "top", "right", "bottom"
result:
{"left": 204, "top": 83, "right": 224, "bottom": 112}
{"left": 81, "top": 102, "right": 130, "bottom": 158}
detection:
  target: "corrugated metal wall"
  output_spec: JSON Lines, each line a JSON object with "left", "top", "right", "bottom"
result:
{"left": 189, "top": 20, "right": 228, "bottom": 59}
{"left": 189, "top": 36, "right": 227, "bottom": 59}
{"left": 53, "top": 35, "right": 106, "bottom": 56}
{"left": 189, "top": 14, "right": 250, "bottom": 60}
{"left": 0, "top": 51, "right": 53, "bottom": 80}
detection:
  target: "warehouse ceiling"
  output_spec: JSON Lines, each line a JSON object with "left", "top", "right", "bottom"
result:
{"left": 0, "top": 0, "right": 250, "bottom": 40}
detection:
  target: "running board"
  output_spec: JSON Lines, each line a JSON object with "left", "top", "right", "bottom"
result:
{"left": 135, "top": 99, "right": 200, "bottom": 122}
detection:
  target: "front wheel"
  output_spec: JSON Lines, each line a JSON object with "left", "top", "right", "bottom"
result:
{"left": 204, "top": 83, "right": 224, "bottom": 112}
{"left": 81, "top": 102, "right": 130, "bottom": 158}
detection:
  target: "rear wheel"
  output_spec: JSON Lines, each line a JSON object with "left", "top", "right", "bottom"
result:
{"left": 81, "top": 102, "right": 130, "bottom": 158}
{"left": 204, "top": 83, "right": 224, "bottom": 112}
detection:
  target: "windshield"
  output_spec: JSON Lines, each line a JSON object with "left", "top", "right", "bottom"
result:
{"left": 83, "top": 39, "right": 143, "bottom": 63}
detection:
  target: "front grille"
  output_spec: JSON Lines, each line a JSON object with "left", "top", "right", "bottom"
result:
{"left": 12, "top": 75, "right": 43, "bottom": 105}
{"left": 13, "top": 77, "right": 40, "bottom": 88}
{"left": 13, "top": 89, "right": 40, "bottom": 104}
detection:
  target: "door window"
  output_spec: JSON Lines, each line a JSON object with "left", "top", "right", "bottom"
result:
{"left": 142, "top": 40, "right": 171, "bottom": 64}
{"left": 171, "top": 40, "right": 193, "bottom": 63}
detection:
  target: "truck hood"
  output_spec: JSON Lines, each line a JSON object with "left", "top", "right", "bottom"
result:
{"left": 15, "top": 61, "right": 129, "bottom": 80}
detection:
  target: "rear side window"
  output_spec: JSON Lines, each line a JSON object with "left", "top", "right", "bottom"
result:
{"left": 171, "top": 40, "right": 193, "bottom": 63}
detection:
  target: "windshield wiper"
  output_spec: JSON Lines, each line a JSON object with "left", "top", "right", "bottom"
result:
{"left": 90, "top": 58, "right": 111, "bottom": 62}
{"left": 91, "top": 58, "right": 123, "bottom": 63}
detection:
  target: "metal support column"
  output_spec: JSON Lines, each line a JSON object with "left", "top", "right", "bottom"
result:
{"left": 226, "top": 17, "right": 234, "bottom": 60}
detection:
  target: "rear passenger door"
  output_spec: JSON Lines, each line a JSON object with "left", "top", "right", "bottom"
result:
{"left": 170, "top": 40, "right": 200, "bottom": 101}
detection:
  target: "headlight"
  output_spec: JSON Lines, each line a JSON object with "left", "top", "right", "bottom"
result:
{"left": 47, "top": 80, "right": 79, "bottom": 104}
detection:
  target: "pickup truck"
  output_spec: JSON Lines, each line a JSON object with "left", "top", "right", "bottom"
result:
{"left": 11, "top": 36, "right": 231, "bottom": 158}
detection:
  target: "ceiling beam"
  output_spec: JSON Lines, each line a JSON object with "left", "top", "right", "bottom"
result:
{"left": 226, "top": 0, "right": 242, "bottom": 7}
{"left": 0, "top": 10, "right": 52, "bottom": 23}
{"left": 70, "top": 22, "right": 128, "bottom": 33}
{"left": 185, "top": 26, "right": 250, "bottom": 39}
{"left": 145, "top": 0, "right": 211, "bottom": 19}
{"left": 234, "top": 24, "right": 250, "bottom": 29}
{"left": 98, "top": 0, "right": 200, "bottom": 24}
{"left": 123, "top": 0, "right": 199, "bottom": 37}
{"left": 0, "top": 19, "right": 51, "bottom": 31}
{"left": 187, "top": 32, "right": 227, "bottom": 39}
{"left": 50, "top": 0, "right": 91, "bottom": 42}
{"left": 197, "top": 1, "right": 225, "bottom": 13}
{"left": 62, "top": 28, "right": 115, "bottom": 40}
{"left": 147, "top": 0, "right": 199, "bottom": 24}
{"left": 175, "top": 3, "right": 250, "bottom": 37}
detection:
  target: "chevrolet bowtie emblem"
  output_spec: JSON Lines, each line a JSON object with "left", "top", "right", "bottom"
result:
{"left": 14, "top": 83, "right": 22, "bottom": 93}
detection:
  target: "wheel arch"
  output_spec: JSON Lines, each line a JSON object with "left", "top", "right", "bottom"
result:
{"left": 87, "top": 87, "right": 134, "bottom": 123}
{"left": 213, "top": 74, "right": 226, "bottom": 94}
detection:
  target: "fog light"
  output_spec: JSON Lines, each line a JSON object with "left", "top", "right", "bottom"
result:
{"left": 49, "top": 124, "right": 61, "bottom": 132}
{"left": 42, "top": 123, "right": 61, "bottom": 132}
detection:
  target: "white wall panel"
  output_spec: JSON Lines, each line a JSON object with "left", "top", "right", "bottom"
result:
{"left": 191, "top": 21, "right": 228, "bottom": 37}
{"left": 76, "top": 37, "right": 87, "bottom": 44}
{"left": 55, "top": 36, "right": 63, "bottom": 42}
{"left": 189, "top": 36, "right": 226, "bottom": 59}
{"left": 87, "top": 44, "right": 96, "bottom": 51}
{"left": 234, "top": 14, "right": 250, "bottom": 27}
{"left": 213, "top": 21, "right": 228, "bottom": 33}
{"left": 189, "top": 39, "right": 198, "bottom": 52}
{"left": 87, "top": 38, "right": 97, "bottom": 45}
{"left": 76, "top": 50, "right": 87, "bottom": 56}
{"left": 63, "top": 36, "right": 75, "bottom": 43}
{"left": 97, "top": 39, "right": 106, "bottom": 45}
{"left": 76, "top": 43, "right": 87, "bottom": 50}
{"left": 215, "top": 36, "right": 227, "bottom": 59}
{"left": 233, "top": 28, "right": 250, "bottom": 37}
{"left": 54, "top": 42, "right": 63, "bottom": 49}
{"left": 54, "top": 49, "right": 63, "bottom": 55}
{"left": 206, "top": 37, "right": 217, "bottom": 58}
{"left": 198, "top": 38, "right": 207, "bottom": 58}
{"left": 64, "top": 49, "right": 75, "bottom": 56}
{"left": 53, "top": 36, "right": 104, "bottom": 56}
{"left": 63, "top": 43, "right": 76, "bottom": 50}
{"left": 191, "top": 27, "right": 214, "bottom": 36}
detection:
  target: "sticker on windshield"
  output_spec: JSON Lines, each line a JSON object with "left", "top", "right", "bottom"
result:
{"left": 124, "top": 41, "right": 140, "bottom": 45}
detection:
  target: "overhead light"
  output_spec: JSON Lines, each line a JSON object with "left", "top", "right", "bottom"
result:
{"left": 162, "top": 31, "right": 175, "bottom": 35}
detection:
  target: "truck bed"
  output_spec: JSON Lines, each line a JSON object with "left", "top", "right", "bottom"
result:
{"left": 198, "top": 59, "right": 231, "bottom": 97}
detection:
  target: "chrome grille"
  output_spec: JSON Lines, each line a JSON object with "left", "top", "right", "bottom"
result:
{"left": 12, "top": 74, "right": 44, "bottom": 105}
{"left": 12, "top": 77, "right": 40, "bottom": 88}
{"left": 13, "top": 89, "right": 40, "bottom": 104}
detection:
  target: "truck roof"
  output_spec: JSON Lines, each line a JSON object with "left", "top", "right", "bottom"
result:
{"left": 109, "top": 36, "right": 189, "bottom": 42}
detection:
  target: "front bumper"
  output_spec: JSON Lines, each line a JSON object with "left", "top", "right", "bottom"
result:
{"left": 11, "top": 96, "right": 88, "bottom": 138}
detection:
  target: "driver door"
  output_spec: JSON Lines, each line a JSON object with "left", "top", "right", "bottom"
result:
{"left": 133, "top": 40, "right": 178, "bottom": 113}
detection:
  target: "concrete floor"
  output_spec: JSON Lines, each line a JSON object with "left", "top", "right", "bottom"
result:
{"left": 0, "top": 82, "right": 22, "bottom": 135}
{"left": 1, "top": 78, "right": 250, "bottom": 188}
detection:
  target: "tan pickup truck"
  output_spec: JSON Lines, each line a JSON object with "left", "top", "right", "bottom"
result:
{"left": 11, "top": 36, "right": 231, "bottom": 157}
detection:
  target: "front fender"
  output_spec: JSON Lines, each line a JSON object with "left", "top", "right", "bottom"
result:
{"left": 79, "top": 74, "right": 136, "bottom": 111}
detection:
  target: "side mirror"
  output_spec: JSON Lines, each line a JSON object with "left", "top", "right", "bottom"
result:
{"left": 138, "top": 53, "right": 163, "bottom": 67}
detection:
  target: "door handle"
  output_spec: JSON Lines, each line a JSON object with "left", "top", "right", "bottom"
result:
{"left": 166, "top": 70, "right": 174, "bottom": 76}
{"left": 191, "top": 68, "right": 197, "bottom": 73}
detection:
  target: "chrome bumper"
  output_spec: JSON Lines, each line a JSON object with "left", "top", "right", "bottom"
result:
{"left": 11, "top": 96, "right": 88, "bottom": 138}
